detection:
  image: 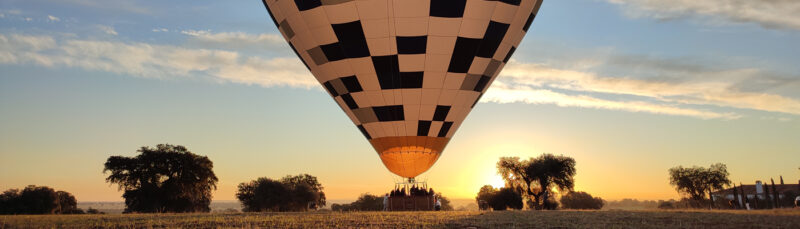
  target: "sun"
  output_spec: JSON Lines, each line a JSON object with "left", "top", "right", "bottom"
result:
{"left": 488, "top": 174, "right": 506, "bottom": 189}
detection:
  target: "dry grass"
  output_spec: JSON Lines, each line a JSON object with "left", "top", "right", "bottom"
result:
{"left": 2, "top": 209, "right": 800, "bottom": 228}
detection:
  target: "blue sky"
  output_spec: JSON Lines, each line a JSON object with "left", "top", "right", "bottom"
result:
{"left": 1, "top": 0, "right": 799, "bottom": 202}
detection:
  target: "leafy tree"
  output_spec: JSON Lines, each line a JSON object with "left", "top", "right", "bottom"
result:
{"left": 280, "top": 174, "right": 326, "bottom": 209}
{"left": 104, "top": 144, "right": 218, "bottom": 213}
{"left": 237, "top": 177, "right": 290, "bottom": 212}
{"left": 497, "top": 154, "right": 576, "bottom": 210}
{"left": 331, "top": 193, "right": 383, "bottom": 211}
{"left": 0, "top": 186, "right": 81, "bottom": 215}
{"left": 55, "top": 191, "right": 82, "bottom": 214}
{"left": 492, "top": 187, "right": 524, "bottom": 210}
{"left": 236, "top": 174, "right": 326, "bottom": 212}
{"left": 19, "top": 186, "right": 58, "bottom": 214}
{"left": 476, "top": 185, "right": 496, "bottom": 210}
{"left": 0, "top": 189, "right": 23, "bottom": 214}
{"left": 475, "top": 185, "right": 522, "bottom": 211}
{"left": 668, "top": 163, "right": 730, "bottom": 208}
{"left": 560, "top": 191, "right": 604, "bottom": 210}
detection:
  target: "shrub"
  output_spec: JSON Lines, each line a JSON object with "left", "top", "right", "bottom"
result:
{"left": 0, "top": 186, "right": 81, "bottom": 215}
{"left": 475, "top": 185, "right": 523, "bottom": 211}
{"left": 560, "top": 191, "right": 604, "bottom": 210}
{"left": 236, "top": 174, "right": 325, "bottom": 212}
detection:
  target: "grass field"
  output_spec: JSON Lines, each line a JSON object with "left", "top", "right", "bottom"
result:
{"left": 2, "top": 209, "right": 800, "bottom": 228}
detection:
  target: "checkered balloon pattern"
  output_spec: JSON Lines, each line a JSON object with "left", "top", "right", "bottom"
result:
{"left": 262, "top": 0, "right": 543, "bottom": 178}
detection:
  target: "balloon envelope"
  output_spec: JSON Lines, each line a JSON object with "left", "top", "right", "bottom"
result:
{"left": 262, "top": 0, "right": 543, "bottom": 178}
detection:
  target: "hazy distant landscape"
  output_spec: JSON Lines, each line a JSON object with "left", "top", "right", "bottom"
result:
{"left": 76, "top": 199, "right": 481, "bottom": 214}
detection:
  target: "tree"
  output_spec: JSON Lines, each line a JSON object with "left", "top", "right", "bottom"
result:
{"left": 104, "top": 144, "right": 218, "bottom": 213}
{"left": 492, "top": 187, "right": 524, "bottom": 210}
{"left": 668, "top": 163, "right": 731, "bottom": 208}
{"left": 560, "top": 191, "right": 604, "bottom": 210}
{"left": 237, "top": 177, "right": 290, "bottom": 212}
{"left": 497, "top": 154, "right": 576, "bottom": 210}
{"left": 0, "top": 189, "right": 22, "bottom": 214}
{"left": 474, "top": 185, "right": 523, "bottom": 211}
{"left": 55, "top": 191, "right": 82, "bottom": 214}
{"left": 18, "top": 186, "right": 58, "bottom": 214}
{"left": 280, "top": 174, "right": 326, "bottom": 209}
{"left": 0, "top": 186, "right": 81, "bottom": 215}
{"left": 236, "top": 174, "right": 326, "bottom": 212}
{"left": 335, "top": 193, "right": 384, "bottom": 211}
{"left": 476, "top": 185, "right": 496, "bottom": 210}
{"left": 330, "top": 193, "right": 386, "bottom": 211}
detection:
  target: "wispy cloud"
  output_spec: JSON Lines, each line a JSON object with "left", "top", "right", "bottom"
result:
{"left": 502, "top": 60, "right": 800, "bottom": 115}
{"left": 607, "top": 0, "right": 800, "bottom": 30}
{"left": 46, "top": 15, "right": 59, "bottom": 22}
{"left": 484, "top": 81, "right": 739, "bottom": 119}
{"left": 97, "top": 25, "right": 117, "bottom": 36}
{"left": 0, "top": 33, "right": 316, "bottom": 88}
{"left": 2, "top": 31, "right": 798, "bottom": 120}
{"left": 55, "top": 0, "right": 151, "bottom": 14}
{"left": 180, "top": 30, "right": 287, "bottom": 51}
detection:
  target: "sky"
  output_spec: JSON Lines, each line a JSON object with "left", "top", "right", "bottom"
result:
{"left": 1, "top": 0, "right": 799, "bottom": 202}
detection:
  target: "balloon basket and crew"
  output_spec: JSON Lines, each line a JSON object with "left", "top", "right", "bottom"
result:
{"left": 384, "top": 179, "right": 440, "bottom": 211}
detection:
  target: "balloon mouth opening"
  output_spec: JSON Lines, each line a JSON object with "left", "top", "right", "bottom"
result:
{"left": 369, "top": 136, "right": 450, "bottom": 178}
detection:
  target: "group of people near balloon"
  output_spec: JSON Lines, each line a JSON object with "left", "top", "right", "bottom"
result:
{"left": 383, "top": 185, "right": 442, "bottom": 211}
{"left": 389, "top": 185, "right": 434, "bottom": 197}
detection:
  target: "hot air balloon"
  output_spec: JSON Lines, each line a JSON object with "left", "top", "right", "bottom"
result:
{"left": 261, "top": 0, "right": 543, "bottom": 179}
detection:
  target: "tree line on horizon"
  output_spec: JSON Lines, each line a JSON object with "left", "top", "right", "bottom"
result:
{"left": 102, "top": 144, "right": 328, "bottom": 213}
{"left": 3, "top": 144, "right": 798, "bottom": 214}
{"left": 0, "top": 185, "right": 102, "bottom": 215}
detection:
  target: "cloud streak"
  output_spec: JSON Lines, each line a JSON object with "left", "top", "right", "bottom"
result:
{"left": 497, "top": 60, "right": 800, "bottom": 116}
{"left": 0, "top": 33, "right": 316, "bottom": 88}
{"left": 181, "top": 30, "right": 287, "bottom": 52}
{"left": 607, "top": 0, "right": 800, "bottom": 30}
{"left": 97, "top": 25, "right": 117, "bottom": 36}
{"left": 483, "top": 81, "right": 739, "bottom": 120}
{"left": 2, "top": 31, "right": 798, "bottom": 120}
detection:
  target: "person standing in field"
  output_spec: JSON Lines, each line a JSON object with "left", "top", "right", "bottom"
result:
{"left": 383, "top": 193, "right": 389, "bottom": 211}
{"left": 435, "top": 198, "right": 441, "bottom": 211}
{"left": 795, "top": 195, "right": 800, "bottom": 208}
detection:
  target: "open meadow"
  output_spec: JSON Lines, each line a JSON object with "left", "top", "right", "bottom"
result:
{"left": 2, "top": 210, "right": 800, "bottom": 228}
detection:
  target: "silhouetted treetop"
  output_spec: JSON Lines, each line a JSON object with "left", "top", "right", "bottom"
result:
{"left": 668, "top": 163, "right": 730, "bottom": 204}
{"left": 237, "top": 174, "right": 326, "bottom": 212}
{"left": 0, "top": 185, "right": 82, "bottom": 215}
{"left": 497, "top": 154, "right": 576, "bottom": 210}
{"left": 560, "top": 191, "right": 604, "bottom": 210}
{"left": 104, "top": 144, "right": 218, "bottom": 213}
